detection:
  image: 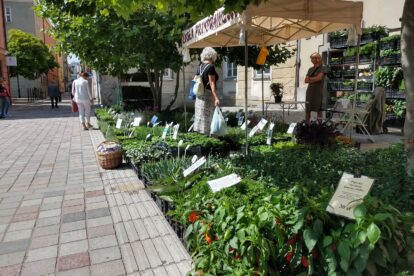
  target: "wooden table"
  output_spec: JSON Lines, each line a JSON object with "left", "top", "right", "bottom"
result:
{"left": 265, "top": 101, "right": 307, "bottom": 119}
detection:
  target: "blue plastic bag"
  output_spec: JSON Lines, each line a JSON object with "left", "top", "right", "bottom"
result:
{"left": 210, "top": 107, "right": 227, "bottom": 136}
{"left": 188, "top": 80, "right": 196, "bottom": 100}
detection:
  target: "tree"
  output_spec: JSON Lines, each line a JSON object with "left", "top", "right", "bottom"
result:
{"left": 7, "top": 29, "right": 58, "bottom": 79}
{"left": 35, "top": 1, "right": 184, "bottom": 111}
{"left": 401, "top": 0, "right": 414, "bottom": 174}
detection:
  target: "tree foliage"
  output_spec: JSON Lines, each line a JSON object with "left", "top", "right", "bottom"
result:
{"left": 35, "top": 1, "right": 185, "bottom": 111}
{"left": 7, "top": 29, "right": 58, "bottom": 80}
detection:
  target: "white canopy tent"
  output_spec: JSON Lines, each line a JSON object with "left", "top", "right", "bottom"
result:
{"left": 182, "top": 0, "right": 363, "bottom": 153}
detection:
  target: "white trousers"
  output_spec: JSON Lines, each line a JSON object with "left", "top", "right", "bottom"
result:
{"left": 77, "top": 101, "right": 91, "bottom": 124}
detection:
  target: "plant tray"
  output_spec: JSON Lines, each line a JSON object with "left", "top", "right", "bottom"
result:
{"left": 361, "top": 33, "right": 375, "bottom": 44}
{"left": 385, "top": 90, "right": 405, "bottom": 99}
{"left": 329, "top": 70, "right": 342, "bottom": 79}
{"left": 342, "top": 56, "right": 356, "bottom": 64}
{"left": 359, "top": 55, "right": 372, "bottom": 63}
{"left": 380, "top": 54, "right": 401, "bottom": 65}
{"left": 357, "top": 82, "right": 373, "bottom": 91}
{"left": 328, "top": 58, "right": 342, "bottom": 65}
{"left": 330, "top": 37, "right": 348, "bottom": 48}
{"left": 379, "top": 40, "right": 399, "bottom": 51}
{"left": 342, "top": 69, "right": 356, "bottom": 78}
{"left": 340, "top": 84, "right": 354, "bottom": 91}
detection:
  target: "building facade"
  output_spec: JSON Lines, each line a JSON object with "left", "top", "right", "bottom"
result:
{"left": 4, "top": 0, "right": 68, "bottom": 98}
{"left": 0, "top": 0, "right": 9, "bottom": 89}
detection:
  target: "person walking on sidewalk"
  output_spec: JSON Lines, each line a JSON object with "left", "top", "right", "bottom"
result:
{"left": 48, "top": 80, "right": 59, "bottom": 109}
{"left": 0, "top": 79, "right": 11, "bottom": 119}
{"left": 72, "top": 72, "right": 94, "bottom": 130}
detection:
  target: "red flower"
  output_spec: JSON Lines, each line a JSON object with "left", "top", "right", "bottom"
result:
{"left": 275, "top": 218, "right": 282, "bottom": 225}
{"left": 331, "top": 243, "right": 337, "bottom": 252}
{"left": 287, "top": 235, "right": 298, "bottom": 246}
{"left": 301, "top": 256, "right": 309, "bottom": 268}
{"left": 286, "top": 252, "right": 294, "bottom": 263}
{"left": 235, "top": 254, "right": 242, "bottom": 260}
{"left": 205, "top": 233, "right": 212, "bottom": 245}
{"left": 229, "top": 247, "right": 236, "bottom": 253}
{"left": 188, "top": 211, "right": 200, "bottom": 224}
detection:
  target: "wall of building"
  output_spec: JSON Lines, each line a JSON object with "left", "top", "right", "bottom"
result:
{"left": 0, "top": 0, "right": 10, "bottom": 90}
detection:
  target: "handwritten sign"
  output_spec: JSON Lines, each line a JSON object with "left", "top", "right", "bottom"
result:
{"left": 133, "top": 117, "right": 142, "bottom": 127}
{"left": 208, "top": 173, "right": 241, "bottom": 193}
{"left": 287, "top": 123, "right": 297, "bottom": 134}
{"left": 115, "top": 119, "right": 122, "bottom": 129}
{"left": 183, "top": 156, "right": 206, "bottom": 177}
{"left": 326, "top": 172, "right": 375, "bottom": 219}
{"left": 150, "top": 115, "right": 158, "bottom": 125}
{"left": 173, "top": 124, "right": 180, "bottom": 140}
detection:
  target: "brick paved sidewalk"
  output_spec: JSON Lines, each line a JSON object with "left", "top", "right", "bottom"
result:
{"left": 0, "top": 99, "right": 191, "bottom": 276}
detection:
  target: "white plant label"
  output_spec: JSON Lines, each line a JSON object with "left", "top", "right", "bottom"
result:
{"left": 128, "top": 128, "right": 135, "bottom": 138}
{"left": 257, "top": 118, "right": 268, "bottom": 130}
{"left": 183, "top": 156, "right": 206, "bottom": 177}
{"left": 266, "top": 129, "right": 273, "bottom": 145}
{"left": 153, "top": 122, "right": 161, "bottom": 128}
{"left": 145, "top": 134, "right": 152, "bottom": 141}
{"left": 178, "top": 140, "right": 184, "bottom": 147}
{"left": 115, "top": 119, "right": 122, "bottom": 129}
{"left": 236, "top": 111, "right": 242, "bottom": 119}
{"left": 287, "top": 123, "right": 297, "bottom": 134}
{"left": 240, "top": 120, "right": 250, "bottom": 130}
{"left": 161, "top": 125, "right": 170, "bottom": 139}
{"left": 238, "top": 116, "right": 244, "bottom": 126}
{"left": 191, "top": 155, "right": 198, "bottom": 163}
{"left": 268, "top": 122, "right": 275, "bottom": 131}
{"left": 173, "top": 124, "right": 180, "bottom": 140}
{"left": 208, "top": 173, "right": 242, "bottom": 193}
{"left": 133, "top": 117, "right": 142, "bottom": 127}
{"left": 188, "top": 123, "right": 194, "bottom": 132}
{"left": 249, "top": 126, "right": 259, "bottom": 137}
{"left": 150, "top": 115, "right": 158, "bottom": 125}
{"left": 326, "top": 172, "right": 374, "bottom": 220}
{"left": 185, "top": 145, "right": 191, "bottom": 151}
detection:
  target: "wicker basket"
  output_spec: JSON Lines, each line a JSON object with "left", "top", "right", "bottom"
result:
{"left": 96, "top": 141, "right": 123, "bottom": 169}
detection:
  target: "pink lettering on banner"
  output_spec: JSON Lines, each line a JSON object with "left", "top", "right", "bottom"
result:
{"left": 182, "top": 9, "right": 239, "bottom": 44}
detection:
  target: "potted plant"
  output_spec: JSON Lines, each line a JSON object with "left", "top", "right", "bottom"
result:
{"left": 270, "top": 82, "right": 284, "bottom": 103}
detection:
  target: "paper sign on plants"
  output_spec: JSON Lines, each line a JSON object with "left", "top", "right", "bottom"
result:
{"left": 173, "top": 124, "right": 180, "bottom": 140}
{"left": 183, "top": 156, "right": 206, "bottom": 177}
{"left": 257, "top": 118, "right": 268, "bottom": 130}
{"left": 150, "top": 115, "right": 158, "bottom": 125}
{"left": 133, "top": 117, "right": 142, "bottom": 127}
{"left": 161, "top": 125, "right": 170, "bottom": 139}
{"left": 236, "top": 111, "right": 242, "bottom": 119}
{"left": 326, "top": 172, "right": 374, "bottom": 219}
{"left": 240, "top": 120, "right": 250, "bottom": 130}
{"left": 238, "top": 116, "right": 244, "bottom": 126}
{"left": 115, "top": 119, "right": 122, "bottom": 129}
{"left": 208, "top": 173, "right": 241, "bottom": 193}
{"left": 287, "top": 123, "right": 297, "bottom": 134}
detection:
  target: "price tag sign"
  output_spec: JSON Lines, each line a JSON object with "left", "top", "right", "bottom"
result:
{"left": 208, "top": 173, "right": 241, "bottom": 193}
{"left": 150, "top": 115, "right": 158, "bottom": 125}
{"left": 240, "top": 120, "right": 250, "bottom": 130}
{"left": 188, "top": 123, "right": 194, "bottom": 132}
{"left": 173, "top": 124, "right": 180, "bottom": 140}
{"left": 287, "top": 123, "right": 297, "bottom": 134}
{"left": 161, "top": 125, "right": 170, "bottom": 139}
{"left": 326, "top": 172, "right": 375, "bottom": 220}
{"left": 257, "top": 118, "right": 268, "bottom": 130}
{"left": 133, "top": 117, "right": 142, "bottom": 127}
{"left": 236, "top": 111, "right": 242, "bottom": 119}
{"left": 115, "top": 119, "right": 122, "bottom": 129}
{"left": 183, "top": 156, "right": 206, "bottom": 177}
{"left": 249, "top": 126, "right": 259, "bottom": 137}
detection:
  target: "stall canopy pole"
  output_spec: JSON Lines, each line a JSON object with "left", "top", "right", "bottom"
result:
{"left": 244, "top": 29, "right": 249, "bottom": 155}
{"left": 262, "top": 66, "right": 264, "bottom": 116}
{"left": 349, "top": 34, "right": 361, "bottom": 138}
{"left": 182, "top": 65, "right": 187, "bottom": 130}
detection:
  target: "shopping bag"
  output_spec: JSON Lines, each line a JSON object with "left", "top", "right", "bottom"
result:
{"left": 188, "top": 80, "right": 196, "bottom": 100}
{"left": 210, "top": 106, "right": 227, "bottom": 136}
{"left": 71, "top": 101, "right": 78, "bottom": 112}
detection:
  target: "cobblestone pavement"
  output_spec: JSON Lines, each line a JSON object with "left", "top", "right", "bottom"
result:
{"left": 0, "top": 98, "right": 191, "bottom": 276}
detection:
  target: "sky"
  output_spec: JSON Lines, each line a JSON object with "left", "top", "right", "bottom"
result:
{"left": 67, "top": 54, "right": 79, "bottom": 64}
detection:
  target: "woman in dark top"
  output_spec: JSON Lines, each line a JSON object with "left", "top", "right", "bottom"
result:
{"left": 193, "top": 47, "right": 220, "bottom": 135}
{"left": 305, "top": 52, "right": 326, "bottom": 124}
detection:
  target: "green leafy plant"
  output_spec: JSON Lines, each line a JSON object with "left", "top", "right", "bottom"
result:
{"left": 270, "top": 82, "right": 284, "bottom": 100}
{"left": 374, "top": 67, "right": 395, "bottom": 87}
{"left": 380, "top": 49, "right": 400, "bottom": 57}
{"left": 380, "top": 34, "right": 401, "bottom": 43}
{"left": 360, "top": 42, "right": 377, "bottom": 58}
{"left": 393, "top": 100, "right": 406, "bottom": 118}
{"left": 344, "top": 47, "right": 357, "bottom": 57}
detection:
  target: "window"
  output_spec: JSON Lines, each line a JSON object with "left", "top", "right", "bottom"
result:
{"left": 4, "top": 7, "right": 11, "bottom": 23}
{"left": 225, "top": 62, "right": 237, "bottom": 79}
{"left": 254, "top": 67, "right": 271, "bottom": 80}
{"left": 163, "top": 69, "right": 173, "bottom": 80}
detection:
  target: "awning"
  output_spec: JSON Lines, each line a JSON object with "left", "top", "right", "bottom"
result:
{"left": 182, "top": 0, "right": 363, "bottom": 48}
